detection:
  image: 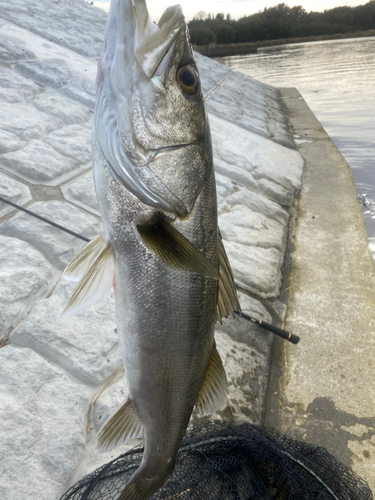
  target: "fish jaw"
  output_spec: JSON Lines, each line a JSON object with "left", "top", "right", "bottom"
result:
{"left": 136, "top": 4, "right": 184, "bottom": 78}
{"left": 94, "top": 0, "right": 211, "bottom": 217}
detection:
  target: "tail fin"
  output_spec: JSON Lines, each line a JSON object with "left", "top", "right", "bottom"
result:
{"left": 118, "top": 481, "right": 147, "bottom": 500}
{"left": 118, "top": 464, "right": 173, "bottom": 500}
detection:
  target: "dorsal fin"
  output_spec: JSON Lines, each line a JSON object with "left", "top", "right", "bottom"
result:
{"left": 97, "top": 397, "right": 144, "bottom": 452}
{"left": 196, "top": 341, "right": 228, "bottom": 416}
{"left": 216, "top": 229, "right": 241, "bottom": 322}
{"left": 59, "top": 237, "right": 115, "bottom": 322}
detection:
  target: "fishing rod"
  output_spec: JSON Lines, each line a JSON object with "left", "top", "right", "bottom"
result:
{"left": 0, "top": 196, "right": 300, "bottom": 344}
{"left": 234, "top": 310, "right": 300, "bottom": 345}
{"left": 0, "top": 196, "right": 90, "bottom": 242}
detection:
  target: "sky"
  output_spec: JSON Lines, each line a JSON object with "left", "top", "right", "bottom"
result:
{"left": 93, "top": 0, "right": 367, "bottom": 22}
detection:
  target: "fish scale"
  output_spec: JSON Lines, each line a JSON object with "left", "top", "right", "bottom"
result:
{"left": 107, "top": 175, "right": 217, "bottom": 496}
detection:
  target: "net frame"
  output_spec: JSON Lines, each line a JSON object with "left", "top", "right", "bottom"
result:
{"left": 60, "top": 421, "right": 373, "bottom": 500}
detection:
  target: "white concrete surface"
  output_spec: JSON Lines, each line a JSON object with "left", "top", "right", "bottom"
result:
{"left": 0, "top": 1, "right": 304, "bottom": 498}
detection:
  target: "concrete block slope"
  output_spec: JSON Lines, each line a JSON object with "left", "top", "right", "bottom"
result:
{"left": 0, "top": 345, "right": 89, "bottom": 500}
{"left": 0, "top": 0, "right": 107, "bottom": 58}
{"left": 0, "top": 1, "right": 305, "bottom": 496}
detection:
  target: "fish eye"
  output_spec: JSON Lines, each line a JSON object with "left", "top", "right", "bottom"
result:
{"left": 176, "top": 65, "right": 199, "bottom": 95}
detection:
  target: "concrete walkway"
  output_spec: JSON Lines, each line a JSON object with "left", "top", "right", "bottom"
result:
{"left": 266, "top": 88, "right": 375, "bottom": 493}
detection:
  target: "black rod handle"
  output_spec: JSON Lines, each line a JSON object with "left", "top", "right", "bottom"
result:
{"left": 234, "top": 311, "right": 300, "bottom": 345}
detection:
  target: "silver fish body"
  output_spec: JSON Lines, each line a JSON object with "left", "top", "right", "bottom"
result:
{"left": 91, "top": 1, "right": 222, "bottom": 498}
{"left": 93, "top": 157, "right": 218, "bottom": 497}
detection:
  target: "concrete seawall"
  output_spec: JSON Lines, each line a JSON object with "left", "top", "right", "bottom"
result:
{"left": 266, "top": 88, "right": 375, "bottom": 493}
{"left": 194, "top": 44, "right": 257, "bottom": 58}
{"left": 0, "top": 1, "right": 304, "bottom": 498}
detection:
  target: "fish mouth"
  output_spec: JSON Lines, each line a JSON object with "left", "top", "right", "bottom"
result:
{"left": 95, "top": 1, "right": 194, "bottom": 215}
{"left": 135, "top": 4, "right": 185, "bottom": 78}
{"left": 103, "top": 2, "right": 185, "bottom": 81}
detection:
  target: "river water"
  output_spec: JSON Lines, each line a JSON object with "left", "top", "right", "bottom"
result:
{"left": 217, "top": 37, "right": 375, "bottom": 256}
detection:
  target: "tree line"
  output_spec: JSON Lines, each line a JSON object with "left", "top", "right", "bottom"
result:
{"left": 188, "top": 1, "right": 375, "bottom": 46}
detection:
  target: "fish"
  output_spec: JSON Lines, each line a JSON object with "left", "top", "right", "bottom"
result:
{"left": 60, "top": 0, "right": 240, "bottom": 498}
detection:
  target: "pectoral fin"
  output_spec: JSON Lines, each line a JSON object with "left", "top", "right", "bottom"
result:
{"left": 97, "top": 397, "right": 144, "bottom": 452}
{"left": 137, "top": 214, "right": 218, "bottom": 279}
{"left": 59, "top": 237, "right": 115, "bottom": 322}
{"left": 216, "top": 229, "right": 241, "bottom": 322}
{"left": 196, "top": 341, "right": 228, "bottom": 416}
{"left": 62, "top": 234, "right": 104, "bottom": 282}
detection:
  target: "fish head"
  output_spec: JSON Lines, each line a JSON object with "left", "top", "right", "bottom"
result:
{"left": 94, "top": 0, "right": 213, "bottom": 217}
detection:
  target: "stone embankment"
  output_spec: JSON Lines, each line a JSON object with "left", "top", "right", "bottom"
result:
{"left": 0, "top": 1, "right": 303, "bottom": 499}
{"left": 194, "top": 43, "right": 257, "bottom": 58}
{"left": 194, "top": 30, "right": 375, "bottom": 58}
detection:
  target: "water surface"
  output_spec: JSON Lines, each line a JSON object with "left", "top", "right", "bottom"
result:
{"left": 217, "top": 38, "right": 375, "bottom": 254}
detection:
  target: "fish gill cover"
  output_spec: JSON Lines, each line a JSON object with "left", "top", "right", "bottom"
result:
{"left": 60, "top": 420, "right": 373, "bottom": 500}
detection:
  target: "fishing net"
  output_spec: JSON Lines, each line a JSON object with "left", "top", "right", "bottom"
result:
{"left": 60, "top": 420, "right": 373, "bottom": 500}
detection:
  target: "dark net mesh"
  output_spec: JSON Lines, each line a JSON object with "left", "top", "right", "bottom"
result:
{"left": 60, "top": 421, "right": 373, "bottom": 500}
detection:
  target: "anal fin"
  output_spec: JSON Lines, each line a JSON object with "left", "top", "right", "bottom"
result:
{"left": 196, "top": 341, "right": 228, "bottom": 416}
{"left": 97, "top": 397, "right": 144, "bottom": 452}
